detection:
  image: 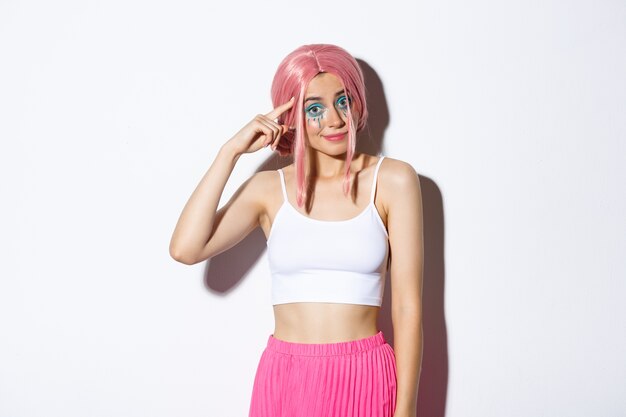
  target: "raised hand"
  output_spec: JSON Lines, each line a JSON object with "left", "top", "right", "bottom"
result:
{"left": 226, "top": 97, "right": 295, "bottom": 155}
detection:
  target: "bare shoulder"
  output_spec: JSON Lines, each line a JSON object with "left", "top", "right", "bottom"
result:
{"left": 379, "top": 156, "right": 421, "bottom": 197}
{"left": 240, "top": 169, "right": 285, "bottom": 217}
{"left": 378, "top": 157, "right": 423, "bottom": 246}
{"left": 248, "top": 168, "right": 280, "bottom": 187}
{"left": 377, "top": 156, "right": 421, "bottom": 221}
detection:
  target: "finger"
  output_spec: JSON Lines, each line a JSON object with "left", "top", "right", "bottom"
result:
{"left": 258, "top": 125, "right": 276, "bottom": 147}
{"left": 257, "top": 116, "right": 287, "bottom": 148}
{"left": 271, "top": 132, "right": 282, "bottom": 150}
{"left": 264, "top": 96, "right": 295, "bottom": 120}
{"left": 272, "top": 125, "right": 293, "bottom": 149}
{"left": 257, "top": 115, "right": 283, "bottom": 132}
{"left": 271, "top": 126, "right": 292, "bottom": 150}
{"left": 253, "top": 117, "right": 276, "bottom": 144}
{"left": 256, "top": 118, "right": 280, "bottom": 146}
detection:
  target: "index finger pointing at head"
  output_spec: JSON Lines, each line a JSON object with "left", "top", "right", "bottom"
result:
{"left": 264, "top": 97, "right": 296, "bottom": 120}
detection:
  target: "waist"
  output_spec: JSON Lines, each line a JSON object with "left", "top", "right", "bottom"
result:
{"left": 266, "top": 330, "right": 387, "bottom": 356}
{"left": 272, "top": 302, "right": 379, "bottom": 343}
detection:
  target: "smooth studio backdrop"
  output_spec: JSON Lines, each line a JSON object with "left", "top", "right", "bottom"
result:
{"left": 1, "top": 1, "right": 624, "bottom": 416}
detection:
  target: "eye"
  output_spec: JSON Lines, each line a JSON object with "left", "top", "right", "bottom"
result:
{"left": 336, "top": 95, "right": 352, "bottom": 110}
{"left": 305, "top": 104, "right": 325, "bottom": 118}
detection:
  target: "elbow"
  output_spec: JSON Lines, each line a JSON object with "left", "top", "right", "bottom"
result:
{"left": 169, "top": 244, "right": 199, "bottom": 265}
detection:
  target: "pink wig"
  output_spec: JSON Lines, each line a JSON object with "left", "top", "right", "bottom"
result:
{"left": 270, "top": 44, "right": 368, "bottom": 208}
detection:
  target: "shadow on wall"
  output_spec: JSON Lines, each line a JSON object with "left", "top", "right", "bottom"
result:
{"left": 202, "top": 59, "right": 449, "bottom": 417}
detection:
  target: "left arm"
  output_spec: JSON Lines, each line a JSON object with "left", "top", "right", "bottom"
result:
{"left": 385, "top": 160, "right": 424, "bottom": 417}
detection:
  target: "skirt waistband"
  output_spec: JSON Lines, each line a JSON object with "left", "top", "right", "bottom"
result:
{"left": 266, "top": 330, "right": 387, "bottom": 356}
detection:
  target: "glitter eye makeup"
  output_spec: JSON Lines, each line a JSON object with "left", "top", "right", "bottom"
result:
{"left": 305, "top": 103, "right": 327, "bottom": 129}
{"left": 304, "top": 95, "right": 352, "bottom": 128}
{"left": 335, "top": 95, "right": 352, "bottom": 117}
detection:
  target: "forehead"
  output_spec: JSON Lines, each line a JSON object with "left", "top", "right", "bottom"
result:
{"left": 305, "top": 72, "right": 344, "bottom": 97}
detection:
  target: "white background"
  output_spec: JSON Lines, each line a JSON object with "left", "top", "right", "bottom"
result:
{"left": 1, "top": 1, "right": 624, "bottom": 416}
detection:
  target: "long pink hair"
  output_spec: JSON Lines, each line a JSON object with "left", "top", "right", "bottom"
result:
{"left": 270, "top": 44, "right": 368, "bottom": 208}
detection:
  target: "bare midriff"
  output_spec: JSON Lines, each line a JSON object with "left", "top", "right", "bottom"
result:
{"left": 272, "top": 302, "right": 380, "bottom": 343}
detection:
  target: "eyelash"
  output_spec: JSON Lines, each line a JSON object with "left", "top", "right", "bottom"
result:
{"left": 304, "top": 95, "right": 352, "bottom": 118}
{"left": 305, "top": 104, "right": 325, "bottom": 118}
{"left": 336, "top": 95, "right": 351, "bottom": 110}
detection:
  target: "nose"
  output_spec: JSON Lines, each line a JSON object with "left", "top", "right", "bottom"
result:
{"left": 326, "top": 105, "right": 346, "bottom": 128}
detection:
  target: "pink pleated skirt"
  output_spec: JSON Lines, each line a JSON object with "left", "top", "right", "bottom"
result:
{"left": 248, "top": 330, "right": 397, "bottom": 417}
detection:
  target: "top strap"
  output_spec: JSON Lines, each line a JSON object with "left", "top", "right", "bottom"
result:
{"left": 369, "top": 156, "right": 386, "bottom": 203}
{"left": 277, "top": 169, "right": 288, "bottom": 203}
{"left": 280, "top": 158, "right": 384, "bottom": 205}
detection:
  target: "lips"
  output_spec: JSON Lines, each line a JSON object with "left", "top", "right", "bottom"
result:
{"left": 323, "top": 133, "right": 347, "bottom": 141}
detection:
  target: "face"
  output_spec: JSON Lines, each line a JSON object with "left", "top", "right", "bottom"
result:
{"left": 302, "top": 72, "right": 354, "bottom": 155}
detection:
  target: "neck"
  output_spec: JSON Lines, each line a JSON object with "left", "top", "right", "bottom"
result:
{"left": 305, "top": 150, "right": 362, "bottom": 179}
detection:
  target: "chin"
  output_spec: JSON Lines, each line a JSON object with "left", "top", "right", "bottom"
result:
{"left": 310, "top": 142, "right": 349, "bottom": 154}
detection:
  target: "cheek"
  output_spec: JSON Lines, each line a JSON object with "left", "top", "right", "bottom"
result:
{"left": 305, "top": 114, "right": 325, "bottom": 133}
{"left": 305, "top": 122, "right": 320, "bottom": 139}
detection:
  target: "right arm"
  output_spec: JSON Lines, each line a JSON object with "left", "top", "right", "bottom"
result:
{"left": 169, "top": 98, "right": 294, "bottom": 265}
{"left": 169, "top": 142, "right": 249, "bottom": 265}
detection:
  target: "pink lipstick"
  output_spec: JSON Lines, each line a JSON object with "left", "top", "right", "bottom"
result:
{"left": 323, "top": 133, "right": 346, "bottom": 142}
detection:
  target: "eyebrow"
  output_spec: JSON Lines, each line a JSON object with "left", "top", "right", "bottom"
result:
{"left": 304, "top": 89, "right": 346, "bottom": 104}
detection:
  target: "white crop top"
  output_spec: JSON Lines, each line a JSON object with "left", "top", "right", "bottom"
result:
{"left": 266, "top": 156, "right": 389, "bottom": 306}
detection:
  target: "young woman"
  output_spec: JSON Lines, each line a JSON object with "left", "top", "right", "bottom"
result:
{"left": 170, "top": 44, "right": 424, "bottom": 417}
